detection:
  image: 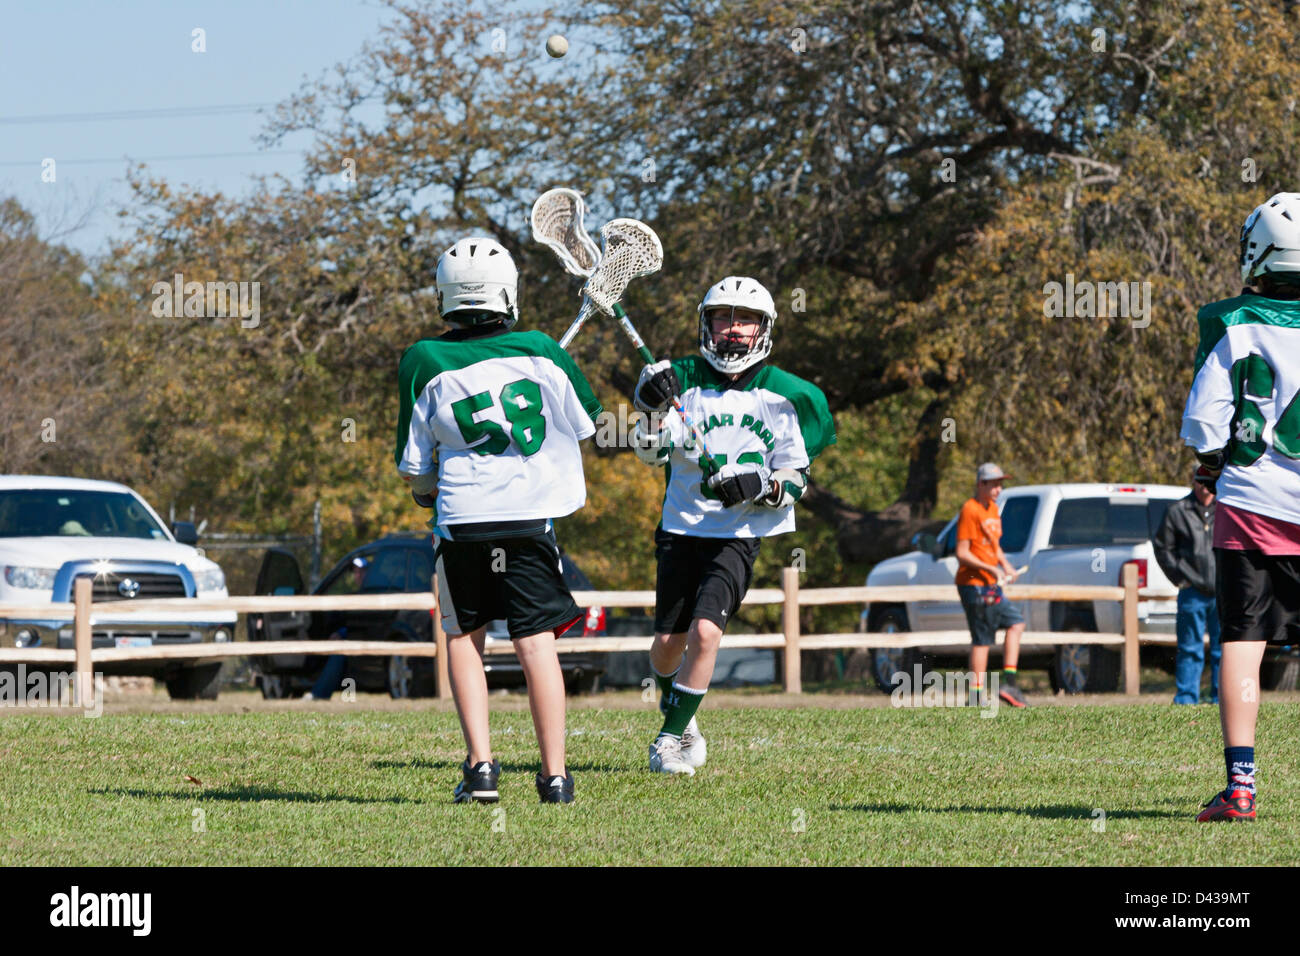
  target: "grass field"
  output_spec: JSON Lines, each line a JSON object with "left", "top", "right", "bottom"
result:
{"left": 2, "top": 688, "right": 1298, "bottom": 866}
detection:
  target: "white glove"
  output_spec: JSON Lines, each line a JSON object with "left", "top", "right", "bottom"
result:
{"left": 761, "top": 467, "right": 807, "bottom": 508}
{"left": 631, "top": 416, "right": 672, "bottom": 465}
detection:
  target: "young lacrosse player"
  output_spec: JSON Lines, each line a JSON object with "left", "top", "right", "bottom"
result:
{"left": 395, "top": 236, "right": 602, "bottom": 804}
{"left": 1183, "top": 193, "right": 1300, "bottom": 822}
{"left": 629, "top": 276, "right": 835, "bottom": 774}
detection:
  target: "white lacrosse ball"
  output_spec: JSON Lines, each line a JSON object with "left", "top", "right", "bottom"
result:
{"left": 546, "top": 34, "right": 568, "bottom": 58}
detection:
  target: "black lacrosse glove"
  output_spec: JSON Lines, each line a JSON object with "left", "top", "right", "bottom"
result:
{"left": 633, "top": 360, "right": 681, "bottom": 414}
{"left": 1195, "top": 447, "right": 1226, "bottom": 478}
{"left": 706, "top": 466, "right": 771, "bottom": 508}
{"left": 412, "top": 490, "right": 437, "bottom": 509}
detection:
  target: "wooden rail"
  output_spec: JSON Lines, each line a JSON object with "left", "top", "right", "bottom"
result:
{"left": 0, "top": 564, "right": 1154, "bottom": 707}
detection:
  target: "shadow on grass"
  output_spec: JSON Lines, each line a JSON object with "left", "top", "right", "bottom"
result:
{"left": 90, "top": 786, "right": 418, "bottom": 805}
{"left": 371, "top": 758, "right": 612, "bottom": 773}
{"left": 832, "top": 803, "right": 1187, "bottom": 820}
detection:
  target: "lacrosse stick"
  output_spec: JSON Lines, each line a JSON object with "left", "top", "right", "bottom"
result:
{"left": 530, "top": 188, "right": 603, "bottom": 349}
{"left": 577, "top": 217, "right": 721, "bottom": 477}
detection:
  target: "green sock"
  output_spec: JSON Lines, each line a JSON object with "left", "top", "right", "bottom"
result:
{"left": 653, "top": 666, "right": 678, "bottom": 710}
{"left": 660, "top": 681, "right": 706, "bottom": 738}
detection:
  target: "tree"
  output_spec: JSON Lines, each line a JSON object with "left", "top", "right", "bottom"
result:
{"left": 0, "top": 200, "right": 106, "bottom": 475}
{"left": 88, "top": 0, "right": 1300, "bottom": 586}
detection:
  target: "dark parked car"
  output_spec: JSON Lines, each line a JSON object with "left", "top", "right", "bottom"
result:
{"left": 248, "top": 532, "right": 607, "bottom": 698}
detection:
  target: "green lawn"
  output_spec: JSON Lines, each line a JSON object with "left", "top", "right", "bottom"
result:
{"left": 2, "top": 694, "right": 1296, "bottom": 865}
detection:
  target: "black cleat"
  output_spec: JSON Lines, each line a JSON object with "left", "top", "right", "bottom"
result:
{"left": 535, "top": 771, "right": 575, "bottom": 804}
{"left": 998, "top": 683, "right": 1028, "bottom": 708}
{"left": 453, "top": 758, "right": 500, "bottom": 804}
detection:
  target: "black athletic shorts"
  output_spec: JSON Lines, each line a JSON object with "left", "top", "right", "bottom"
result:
{"left": 1216, "top": 547, "right": 1300, "bottom": 643}
{"left": 434, "top": 529, "right": 582, "bottom": 640}
{"left": 653, "top": 525, "right": 761, "bottom": 634}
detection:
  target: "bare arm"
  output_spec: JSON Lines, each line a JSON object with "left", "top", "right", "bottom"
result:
{"left": 951, "top": 538, "right": 1008, "bottom": 582}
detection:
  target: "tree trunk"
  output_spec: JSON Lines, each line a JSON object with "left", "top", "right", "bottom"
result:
{"left": 804, "top": 397, "right": 950, "bottom": 565}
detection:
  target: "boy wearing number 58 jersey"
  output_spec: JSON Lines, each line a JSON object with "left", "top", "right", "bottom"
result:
{"left": 1182, "top": 194, "right": 1300, "bottom": 822}
{"left": 395, "top": 236, "right": 602, "bottom": 805}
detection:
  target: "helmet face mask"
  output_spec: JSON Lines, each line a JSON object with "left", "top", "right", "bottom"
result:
{"left": 436, "top": 236, "right": 519, "bottom": 328}
{"left": 697, "top": 277, "right": 776, "bottom": 374}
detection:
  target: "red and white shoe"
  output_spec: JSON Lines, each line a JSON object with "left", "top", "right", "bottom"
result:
{"left": 1196, "top": 787, "right": 1255, "bottom": 822}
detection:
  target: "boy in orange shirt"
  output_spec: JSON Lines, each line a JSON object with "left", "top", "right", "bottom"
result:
{"left": 955, "top": 463, "right": 1028, "bottom": 707}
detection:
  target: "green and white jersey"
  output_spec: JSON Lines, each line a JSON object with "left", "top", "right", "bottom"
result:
{"left": 659, "top": 357, "right": 836, "bottom": 538}
{"left": 1182, "top": 294, "right": 1300, "bottom": 525}
{"left": 395, "top": 327, "right": 602, "bottom": 536}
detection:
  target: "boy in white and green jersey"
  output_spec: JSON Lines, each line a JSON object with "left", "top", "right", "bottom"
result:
{"left": 1183, "top": 194, "right": 1300, "bottom": 822}
{"left": 395, "top": 236, "right": 602, "bottom": 805}
{"left": 630, "top": 276, "right": 835, "bottom": 775}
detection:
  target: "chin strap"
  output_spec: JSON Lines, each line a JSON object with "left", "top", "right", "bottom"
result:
{"left": 762, "top": 467, "right": 808, "bottom": 508}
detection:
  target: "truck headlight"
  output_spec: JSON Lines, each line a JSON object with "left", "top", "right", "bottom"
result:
{"left": 192, "top": 568, "right": 226, "bottom": 595}
{"left": 3, "top": 566, "right": 58, "bottom": 589}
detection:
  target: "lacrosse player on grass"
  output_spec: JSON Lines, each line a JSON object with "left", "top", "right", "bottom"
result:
{"left": 629, "top": 276, "right": 835, "bottom": 775}
{"left": 395, "top": 236, "right": 602, "bottom": 805}
{"left": 1183, "top": 193, "right": 1300, "bottom": 822}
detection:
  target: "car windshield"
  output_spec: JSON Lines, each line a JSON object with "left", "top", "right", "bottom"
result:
{"left": 0, "top": 490, "right": 169, "bottom": 540}
{"left": 1048, "top": 497, "right": 1156, "bottom": 547}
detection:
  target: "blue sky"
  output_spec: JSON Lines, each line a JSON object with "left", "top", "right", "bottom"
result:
{"left": 0, "top": 0, "right": 400, "bottom": 258}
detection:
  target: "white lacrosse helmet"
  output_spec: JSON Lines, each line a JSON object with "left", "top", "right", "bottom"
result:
{"left": 698, "top": 276, "right": 777, "bottom": 374}
{"left": 1240, "top": 193, "right": 1300, "bottom": 283}
{"left": 436, "top": 236, "right": 518, "bottom": 325}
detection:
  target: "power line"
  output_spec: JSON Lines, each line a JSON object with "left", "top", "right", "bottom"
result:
{"left": 0, "top": 103, "right": 274, "bottom": 125}
{"left": 0, "top": 149, "right": 299, "bottom": 168}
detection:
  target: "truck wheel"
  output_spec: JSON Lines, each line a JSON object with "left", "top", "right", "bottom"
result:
{"left": 165, "top": 663, "right": 223, "bottom": 701}
{"left": 258, "top": 674, "right": 289, "bottom": 700}
{"left": 387, "top": 654, "right": 413, "bottom": 699}
{"left": 567, "top": 669, "right": 602, "bottom": 695}
{"left": 1049, "top": 642, "right": 1120, "bottom": 694}
{"left": 387, "top": 637, "right": 437, "bottom": 699}
{"left": 867, "top": 607, "right": 921, "bottom": 694}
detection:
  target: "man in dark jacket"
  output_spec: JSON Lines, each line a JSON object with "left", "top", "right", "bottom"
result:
{"left": 1153, "top": 468, "right": 1220, "bottom": 705}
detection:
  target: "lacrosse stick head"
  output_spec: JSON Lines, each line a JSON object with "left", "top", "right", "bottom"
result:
{"left": 531, "top": 188, "right": 602, "bottom": 278}
{"left": 581, "top": 218, "right": 664, "bottom": 314}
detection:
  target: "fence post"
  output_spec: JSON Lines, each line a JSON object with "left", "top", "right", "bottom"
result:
{"left": 73, "top": 576, "right": 94, "bottom": 712}
{"left": 782, "top": 566, "right": 801, "bottom": 694}
{"left": 1122, "top": 562, "right": 1139, "bottom": 695}
{"left": 431, "top": 574, "right": 450, "bottom": 700}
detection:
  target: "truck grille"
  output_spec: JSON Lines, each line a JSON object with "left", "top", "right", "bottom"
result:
{"left": 92, "top": 572, "right": 188, "bottom": 602}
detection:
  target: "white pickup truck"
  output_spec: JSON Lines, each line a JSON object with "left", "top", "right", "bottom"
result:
{"left": 0, "top": 476, "right": 237, "bottom": 699}
{"left": 862, "top": 483, "right": 1188, "bottom": 694}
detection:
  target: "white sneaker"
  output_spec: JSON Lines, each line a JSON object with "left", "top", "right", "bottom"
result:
{"left": 648, "top": 734, "right": 695, "bottom": 775}
{"left": 679, "top": 716, "right": 707, "bottom": 769}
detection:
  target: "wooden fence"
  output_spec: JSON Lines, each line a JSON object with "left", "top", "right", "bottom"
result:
{"left": 1, "top": 564, "right": 1169, "bottom": 708}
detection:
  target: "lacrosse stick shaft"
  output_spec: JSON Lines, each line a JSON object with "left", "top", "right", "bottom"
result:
{"left": 611, "top": 303, "right": 719, "bottom": 476}
{"left": 558, "top": 299, "right": 595, "bottom": 351}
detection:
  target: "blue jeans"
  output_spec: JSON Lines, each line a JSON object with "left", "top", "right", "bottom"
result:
{"left": 309, "top": 655, "right": 348, "bottom": 700}
{"left": 1174, "top": 589, "right": 1221, "bottom": 705}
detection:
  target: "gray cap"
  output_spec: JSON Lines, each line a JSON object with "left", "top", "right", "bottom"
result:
{"left": 976, "top": 462, "right": 1009, "bottom": 482}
